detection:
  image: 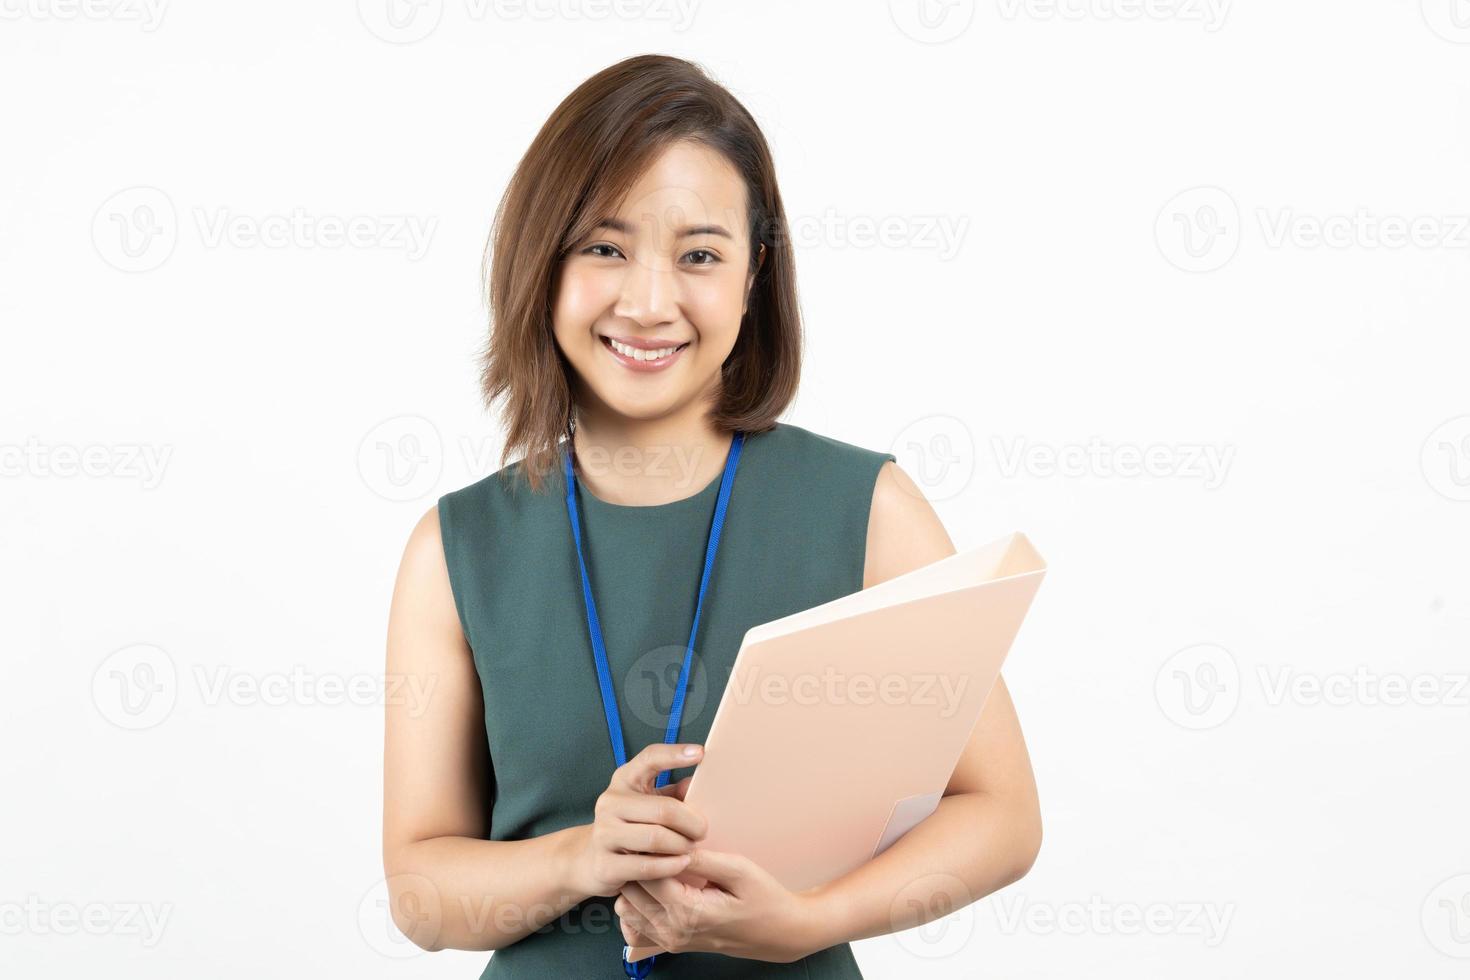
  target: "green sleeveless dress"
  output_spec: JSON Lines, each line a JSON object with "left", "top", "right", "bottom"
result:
{"left": 437, "top": 421, "right": 895, "bottom": 979}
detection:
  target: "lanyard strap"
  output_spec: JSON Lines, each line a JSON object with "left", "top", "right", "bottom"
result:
{"left": 564, "top": 432, "right": 746, "bottom": 978}
{"left": 563, "top": 429, "right": 746, "bottom": 783}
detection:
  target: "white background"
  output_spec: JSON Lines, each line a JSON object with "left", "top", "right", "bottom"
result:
{"left": 4, "top": 1, "right": 1469, "bottom": 977}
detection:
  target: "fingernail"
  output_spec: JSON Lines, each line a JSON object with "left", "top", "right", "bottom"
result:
{"left": 681, "top": 745, "right": 701, "bottom": 758}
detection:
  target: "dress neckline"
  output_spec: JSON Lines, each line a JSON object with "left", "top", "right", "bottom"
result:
{"left": 558, "top": 434, "right": 742, "bottom": 516}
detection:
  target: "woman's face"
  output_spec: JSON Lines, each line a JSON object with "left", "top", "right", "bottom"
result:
{"left": 552, "top": 140, "right": 762, "bottom": 425}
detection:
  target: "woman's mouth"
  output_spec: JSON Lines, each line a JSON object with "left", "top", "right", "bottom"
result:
{"left": 600, "top": 335, "right": 690, "bottom": 372}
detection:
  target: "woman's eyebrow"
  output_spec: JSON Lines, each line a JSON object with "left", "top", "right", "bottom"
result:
{"left": 594, "top": 218, "right": 732, "bottom": 239}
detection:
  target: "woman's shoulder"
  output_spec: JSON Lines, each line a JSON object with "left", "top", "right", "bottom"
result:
{"left": 438, "top": 452, "right": 557, "bottom": 518}
{"left": 750, "top": 422, "right": 953, "bottom": 587}
{"left": 752, "top": 421, "right": 897, "bottom": 476}
{"left": 748, "top": 423, "right": 902, "bottom": 554}
{"left": 435, "top": 453, "right": 567, "bottom": 573}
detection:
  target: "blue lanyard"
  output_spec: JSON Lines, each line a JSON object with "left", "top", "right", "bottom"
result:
{"left": 562, "top": 430, "right": 745, "bottom": 979}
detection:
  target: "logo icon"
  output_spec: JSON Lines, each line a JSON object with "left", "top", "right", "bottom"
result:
{"left": 1155, "top": 642, "right": 1239, "bottom": 730}
{"left": 1421, "top": 415, "right": 1470, "bottom": 502}
{"left": 358, "top": 875, "right": 439, "bottom": 958}
{"left": 1422, "top": 0, "right": 1470, "bottom": 43}
{"left": 358, "top": 0, "right": 443, "bottom": 44}
{"left": 1155, "top": 186, "right": 1240, "bottom": 273}
{"left": 623, "top": 644, "right": 713, "bottom": 733}
{"left": 1422, "top": 874, "right": 1470, "bottom": 957}
{"left": 92, "top": 643, "right": 178, "bottom": 730}
{"left": 93, "top": 186, "right": 178, "bottom": 273}
{"left": 890, "top": 415, "right": 975, "bottom": 502}
{"left": 889, "top": 0, "right": 975, "bottom": 43}
{"left": 358, "top": 415, "right": 443, "bottom": 502}
{"left": 889, "top": 872, "right": 976, "bottom": 959}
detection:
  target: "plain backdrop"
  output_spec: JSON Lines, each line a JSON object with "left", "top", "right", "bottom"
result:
{"left": 4, "top": 1, "right": 1469, "bottom": 977}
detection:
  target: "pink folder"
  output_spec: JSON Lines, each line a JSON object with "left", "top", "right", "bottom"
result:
{"left": 624, "top": 532, "right": 1047, "bottom": 962}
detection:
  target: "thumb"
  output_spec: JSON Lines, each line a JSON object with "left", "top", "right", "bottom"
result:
{"left": 654, "top": 775, "right": 694, "bottom": 800}
{"left": 686, "top": 847, "right": 753, "bottom": 895}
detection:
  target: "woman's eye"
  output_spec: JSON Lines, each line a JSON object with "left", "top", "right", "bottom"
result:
{"left": 581, "top": 244, "right": 718, "bottom": 265}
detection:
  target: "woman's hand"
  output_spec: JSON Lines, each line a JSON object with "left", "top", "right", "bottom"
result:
{"left": 564, "top": 743, "right": 708, "bottom": 899}
{"left": 614, "top": 846, "right": 826, "bottom": 964}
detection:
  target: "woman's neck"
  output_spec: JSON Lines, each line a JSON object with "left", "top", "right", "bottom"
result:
{"left": 570, "top": 405, "right": 733, "bottom": 507}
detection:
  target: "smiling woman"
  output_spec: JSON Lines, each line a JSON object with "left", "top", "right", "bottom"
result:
{"left": 472, "top": 55, "right": 800, "bottom": 500}
{"left": 382, "top": 54, "right": 1042, "bottom": 980}
{"left": 551, "top": 139, "right": 767, "bottom": 435}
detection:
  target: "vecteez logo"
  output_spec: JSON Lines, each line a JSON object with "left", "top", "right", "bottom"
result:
{"left": 0, "top": 0, "right": 169, "bottom": 29}
{"left": 1156, "top": 644, "right": 1470, "bottom": 730}
{"left": 1421, "top": 0, "right": 1470, "bottom": 43}
{"left": 995, "top": 0, "right": 1231, "bottom": 31}
{"left": 1157, "top": 185, "right": 1470, "bottom": 273}
{"left": 91, "top": 187, "right": 438, "bottom": 272}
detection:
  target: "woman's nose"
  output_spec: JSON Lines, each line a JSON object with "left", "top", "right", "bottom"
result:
{"left": 612, "top": 254, "right": 680, "bottom": 327}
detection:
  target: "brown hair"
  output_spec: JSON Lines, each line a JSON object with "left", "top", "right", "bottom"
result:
{"left": 477, "top": 54, "right": 802, "bottom": 493}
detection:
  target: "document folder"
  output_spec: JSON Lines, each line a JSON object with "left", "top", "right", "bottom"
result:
{"left": 623, "top": 531, "right": 1047, "bottom": 961}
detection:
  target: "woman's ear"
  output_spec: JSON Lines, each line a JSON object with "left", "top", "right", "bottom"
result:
{"left": 743, "top": 243, "right": 766, "bottom": 314}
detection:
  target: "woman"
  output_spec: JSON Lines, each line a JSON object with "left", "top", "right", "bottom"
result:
{"left": 382, "top": 54, "right": 1042, "bottom": 978}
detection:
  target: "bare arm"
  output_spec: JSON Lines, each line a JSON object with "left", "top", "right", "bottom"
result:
{"left": 382, "top": 507, "right": 705, "bottom": 952}
{"left": 798, "top": 461, "right": 1044, "bottom": 952}
{"left": 382, "top": 506, "right": 588, "bottom": 952}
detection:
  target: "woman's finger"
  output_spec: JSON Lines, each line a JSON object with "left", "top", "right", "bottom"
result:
{"left": 621, "top": 881, "right": 683, "bottom": 944}
{"left": 685, "top": 847, "right": 752, "bottom": 896}
{"left": 603, "top": 851, "right": 691, "bottom": 883}
{"left": 615, "top": 743, "right": 702, "bottom": 793}
{"left": 654, "top": 775, "right": 694, "bottom": 800}
{"left": 614, "top": 891, "right": 660, "bottom": 941}
{"left": 605, "top": 790, "right": 707, "bottom": 842}
{"left": 603, "top": 818, "right": 696, "bottom": 857}
{"left": 618, "top": 880, "right": 667, "bottom": 925}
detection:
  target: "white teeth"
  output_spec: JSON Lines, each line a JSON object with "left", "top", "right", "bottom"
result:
{"left": 609, "top": 338, "right": 681, "bottom": 361}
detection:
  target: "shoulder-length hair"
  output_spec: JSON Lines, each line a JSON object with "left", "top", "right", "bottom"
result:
{"left": 478, "top": 54, "right": 802, "bottom": 493}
